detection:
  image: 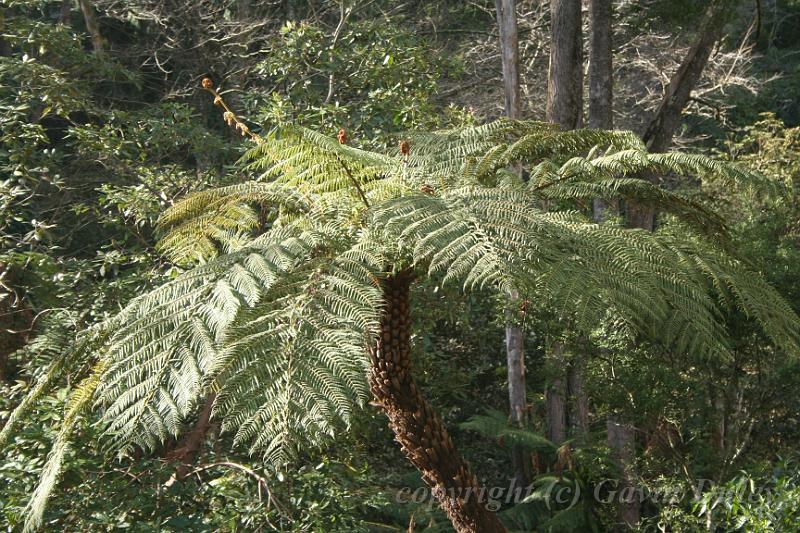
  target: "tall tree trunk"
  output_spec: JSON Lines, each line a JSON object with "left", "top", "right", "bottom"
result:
{"left": 505, "top": 312, "right": 530, "bottom": 486}
{"left": 495, "top": 0, "right": 521, "bottom": 120}
{"left": 546, "top": 0, "right": 583, "bottom": 449}
{"left": 588, "top": 0, "right": 613, "bottom": 130}
{"left": 78, "top": 0, "right": 104, "bottom": 53}
{"left": 369, "top": 271, "right": 506, "bottom": 533}
{"left": 496, "top": 0, "right": 530, "bottom": 488}
{"left": 630, "top": 0, "right": 733, "bottom": 230}
{"left": 607, "top": 415, "right": 640, "bottom": 528}
{"left": 589, "top": 0, "right": 613, "bottom": 220}
{"left": 587, "top": 1, "right": 641, "bottom": 523}
{"left": 567, "top": 360, "right": 590, "bottom": 439}
{"left": 546, "top": 0, "right": 583, "bottom": 128}
{"left": 546, "top": 342, "right": 567, "bottom": 445}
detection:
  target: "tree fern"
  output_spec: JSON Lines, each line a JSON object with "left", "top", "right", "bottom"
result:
{"left": 4, "top": 119, "right": 798, "bottom": 530}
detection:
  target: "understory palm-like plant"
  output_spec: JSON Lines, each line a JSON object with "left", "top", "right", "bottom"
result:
{"left": 3, "top": 98, "right": 799, "bottom": 532}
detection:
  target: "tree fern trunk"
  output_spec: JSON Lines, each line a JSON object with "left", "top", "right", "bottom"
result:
{"left": 164, "top": 393, "right": 216, "bottom": 485}
{"left": 369, "top": 271, "right": 507, "bottom": 533}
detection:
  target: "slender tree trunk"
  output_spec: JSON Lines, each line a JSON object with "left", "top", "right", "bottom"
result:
{"left": 567, "top": 360, "right": 590, "bottom": 439}
{"left": 546, "top": 0, "right": 582, "bottom": 449}
{"left": 495, "top": 0, "right": 521, "bottom": 119}
{"left": 587, "top": 1, "right": 641, "bottom": 522}
{"left": 546, "top": 0, "right": 583, "bottom": 128}
{"left": 546, "top": 342, "right": 567, "bottom": 445}
{"left": 505, "top": 311, "right": 530, "bottom": 485}
{"left": 369, "top": 271, "right": 506, "bottom": 533}
{"left": 588, "top": 0, "right": 613, "bottom": 130}
{"left": 642, "top": 0, "right": 731, "bottom": 154}
{"left": 546, "top": 378, "right": 567, "bottom": 444}
{"left": 630, "top": 1, "right": 734, "bottom": 231}
{"left": 495, "top": 0, "right": 530, "bottom": 488}
{"left": 78, "top": 0, "right": 104, "bottom": 53}
{"left": 588, "top": 0, "right": 613, "bottom": 220}
{"left": 607, "top": 415, "right": 640, "bottom": 528}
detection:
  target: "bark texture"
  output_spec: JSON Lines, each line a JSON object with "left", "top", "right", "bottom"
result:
{"left": 369, "top": 271, "right": 506, "bottom": 533}
{"left": 627, "top": 1, "right": 733, "bottom": 230}
{"left": 636, "top": 0, "right": 736, "bottom": 230}
{"left": 546, "top": 342, "right": 567, "bottom": 445}
{"left": 545, "top": 0, "right": 583, "bottom": 447}
{"left": 495, "top": 0, "right": 522, "bottom": 120}
{"left": 607, "top": 415, "right": 640, "bottom": 528}
{"left": 546, "top": 377, "right": 567, "bottom": 444}
{"left": 165, "top": 392, "right": 216, "bottom": 485}
{"left": 588, "top": 0, "right": 613, "bottom": 219}
{"left": 505, "top": 303, "right": 530, "bottom": 486}
{"left": 588, "top": 0, "right": 613, "bottom": 130}
{"left": 567, "top": 361, "right": 590, "bottom": 439}
{"left": 546, "top": 0, "right": 583, "bottom": 128}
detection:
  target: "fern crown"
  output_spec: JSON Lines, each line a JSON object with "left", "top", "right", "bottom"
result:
{"left": 8, "top": 120, "right": 800, "bottom": 532}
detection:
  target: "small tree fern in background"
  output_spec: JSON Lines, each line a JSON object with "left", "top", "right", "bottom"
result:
{"left": 2, "top": 83, "right": 799, "bottom": 532}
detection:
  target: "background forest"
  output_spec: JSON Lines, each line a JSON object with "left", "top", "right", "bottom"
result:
{"left": 1, "top": 0, "right": 800, "bottom": 532}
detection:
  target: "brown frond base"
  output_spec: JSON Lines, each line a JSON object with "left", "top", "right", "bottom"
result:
{"left": 368, "top": 270, "right": 506, "bottom": 533}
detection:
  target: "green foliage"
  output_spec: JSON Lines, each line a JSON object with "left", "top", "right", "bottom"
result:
{"left": 696, "top": 459, "right": 800, "bottom": 532}
{"left": 249, "top": 17, "right": 448, "bottom": 143}
{"left": 4, "top": 115, "right": 797, "bottom": 532}
{"left": 2, "top": 2, "right": 800, "bottom": 531}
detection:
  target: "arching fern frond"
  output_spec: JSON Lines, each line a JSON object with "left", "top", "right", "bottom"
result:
{"left": 156, "top": 182, "right": 313, "bottom": 264}
{"left": 23, "top": 360, "right": 108, "bottom": 533}
{"left": 372, "top": 187, "right": 734, "bottom": 360}
{"left": 0, "top": 317, "right": 109, "bottom": 450}
{"left": 96, "top": 227, "right": 327, "bottom": 455}
{"left": 241, "top": 126, "right": 399, "bottom": 202}
{"left": 207, "top": 236, "right": 386, "bottom": 462}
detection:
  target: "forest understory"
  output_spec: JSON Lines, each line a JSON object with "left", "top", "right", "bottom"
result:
{"left": 1, "top": 1, "right": 800, "bottom": 532}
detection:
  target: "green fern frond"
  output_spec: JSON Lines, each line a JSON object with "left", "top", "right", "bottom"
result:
{"left": 0, "top": 320, "right": 109, "bottom": 450}
{"left": 461, "top": 410, "right": 557, "bottom": 452}
{"left": 373, "top": 186, "right": 737, "bottom": 359}
{"left": 241, "top": 126, "right": 398, "bottom": 199}
{"left": 209, "top": 238, "right": 384, "bottom": 462}
{"left": 96, "top": 227, "right": 327, "bottom": 455}
{"left": 23, "top": 360, "right": 108, "bottom": 533}
{"left": 156, "top": 182, "right": 313, "bottom": 263}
